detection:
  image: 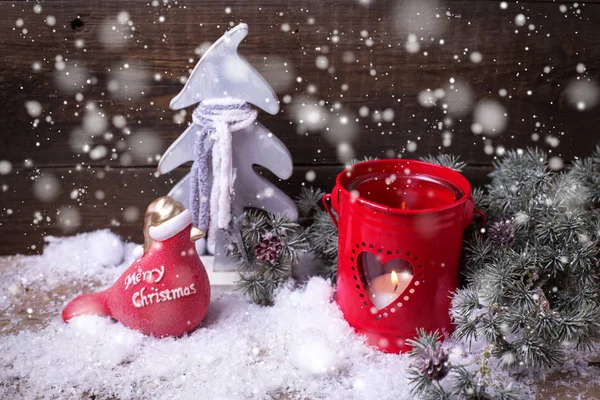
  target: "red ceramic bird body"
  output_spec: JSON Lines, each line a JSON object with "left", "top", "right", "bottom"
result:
{"left": 62, "top": 205, "right": 211, "bottom": 337}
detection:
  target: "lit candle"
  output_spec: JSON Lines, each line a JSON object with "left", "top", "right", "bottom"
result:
{"left": 366, "top": 270, "right": 412, "bottom": 310}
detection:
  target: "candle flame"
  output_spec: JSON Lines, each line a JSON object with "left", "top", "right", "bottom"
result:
{"left": 391, "top": 270, "right": 399, "bottom": 291}
{"left": 401, "top": 201, "right": 407, "bottom": 210}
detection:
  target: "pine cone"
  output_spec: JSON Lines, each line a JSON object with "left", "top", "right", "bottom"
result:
{"left": 254, "top": 234, "right": 283, "bottom": 264}
{"left": 412, "top": 346, "right": 450, "bottom": 381}
{"left": 488, "top": 220, "right": 516, "bottom": 247}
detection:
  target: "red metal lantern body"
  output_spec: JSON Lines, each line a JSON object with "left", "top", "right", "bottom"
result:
{"left": 323, "top": 159, "right": 482, "bottom": 353}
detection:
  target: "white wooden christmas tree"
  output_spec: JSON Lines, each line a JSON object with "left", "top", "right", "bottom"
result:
{"left": 158, "top": 24, "right": 298, "bottom": 271}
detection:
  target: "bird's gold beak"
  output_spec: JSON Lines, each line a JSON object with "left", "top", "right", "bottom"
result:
{"left": 190, "top": 226, "right": 206, "bottom": 242}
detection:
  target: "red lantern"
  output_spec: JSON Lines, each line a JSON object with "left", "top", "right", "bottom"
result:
{"left": 323, "top": 159, "right": 484, "bottom": 353}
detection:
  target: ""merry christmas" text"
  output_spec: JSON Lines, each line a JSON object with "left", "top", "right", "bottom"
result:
{"left": 132, "top": 284, "right": 197, "bottom": 308}
{"left": 124, "top": 265, "right": 165, "bottom": 290}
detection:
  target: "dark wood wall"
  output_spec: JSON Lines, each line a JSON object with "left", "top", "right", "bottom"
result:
{"left": 1, "top": 0, "right": 599, "bottom": 255}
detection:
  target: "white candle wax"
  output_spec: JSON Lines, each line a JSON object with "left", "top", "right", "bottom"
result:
{"left": 366, "top": 271, "right": 412, "bottom": 310}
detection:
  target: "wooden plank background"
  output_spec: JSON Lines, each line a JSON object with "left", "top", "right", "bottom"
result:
{"left": 0, "top": 0, "right": 599, "bottom": 255}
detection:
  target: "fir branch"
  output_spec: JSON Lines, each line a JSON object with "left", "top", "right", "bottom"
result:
{"left": 537, "top": 245, "right": 569, "bottom": 277}
{"left": 240, "top": 210, "right": 269, "bottom": 245}
{"left": 559, "top": 280, "right": 600, "bottom": 311}
{"left": 463, "top": 234, "right": 496, "bottom": 279}
{"left": 295, "top": 186, "right": 326, "bottom": 217}
{"left": 263, "top": 261, "right": 292, "bottom": 281}
{"left": 454, "top": 145, "right": 600, "bottom": 372}
{"left": 308, "top": 211, "right": 338, "bottom": 259}
{"left": 486, "top": 148, "right": 552, "bottom": 217}
{"left": 419, "top": 383, "right": 452, "bottom": 400}
{"left": 506, "top": 281, "right": 539, "bottom": 315}
{"left": 420, "top": 154, "right": 467, "bottom": 172}
{"left": 279, "top": 230, "right": 309, "bottom": 265}
{"left": 512, "top": 336, "right": 564, "bottom": 369}
{"left": 570, "top": 151, "right": 600, "bottom": 204}
{"left": 449, "top": 366, "right": 480, "bottom": 399}
{"left": 407, "top": 329, "right": 450, "bottom": 396}
{"left": 307, "top": 210, "right": 339, "bottom": 282}
{"left": 477, "top": 260, "right": 522, "bottom": 305}
{"left": 548, "top": 173, "right": 587, "bottom": 210}
{"left": 452, "top": 315, "right": 479, "bottom": 344}
{"left": 269, "top": 212, "right": 302, "bottom": 237}
{"left": 535, "top": 210, "right": 587, "bottom": 246}
{"left": 237, "top": 274, "right": 271, "bottom": 306}
{"left": 407, "top": 330, "right": 520, "bottom": 399}
{"left": 451, "top": 287, "right": 482, "bottom": 320}
{"left": 347, "top": 156, "right": 379, "bottom": 166}
{"left": 232, "top": 210, "right": 308, "bottom": 305}
{"left": 471, "top": 187, "right": 489, "bottom": 213}
{"left": 407, "top": 328, "right": 443, "bottom": 352}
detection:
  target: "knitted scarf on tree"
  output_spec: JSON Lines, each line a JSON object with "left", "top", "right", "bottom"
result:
{"left": 190, "top": 98, "right": 257, "bottom": 248}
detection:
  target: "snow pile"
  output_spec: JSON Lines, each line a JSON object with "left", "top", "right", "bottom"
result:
{"left": 1, "top": 278, "right": 415, "bottom": 399}
{"left": 0, "top": 231, "right": 544, "bottom": 399}
{"left": 0, "top": 230, "right": 134, "bottom": 310}
{"left": 0, "top": 231, "right": 416, "bottom": 399}
{"left": 42, "top": 229, "right": 128, "bottom": 273}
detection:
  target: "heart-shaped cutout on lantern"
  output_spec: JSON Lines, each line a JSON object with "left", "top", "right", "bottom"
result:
{"left": 358, "top": 252, "right": 414, "bottom": 310}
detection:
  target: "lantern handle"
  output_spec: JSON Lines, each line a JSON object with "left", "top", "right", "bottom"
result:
{"left": 475, "top": 209, "right": 486, "bottom": 228}
{"left": 322, "top": 194, "right": 338, "bottom": 228}
{"left": 464, "top": 195, "right": 486, "bottom": 229}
